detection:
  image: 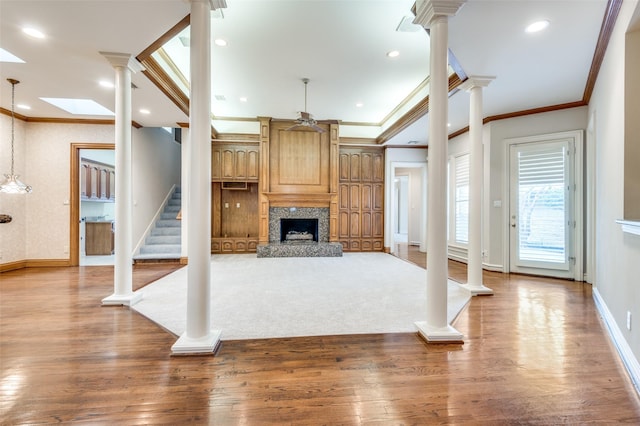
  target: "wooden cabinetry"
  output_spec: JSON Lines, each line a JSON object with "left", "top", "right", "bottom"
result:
{"left": 212, "top": 143, "right": 259, "bottom": 181}
{"left": 81, "top": 158, "right": 115, "bottom": 202}
{"left": 211, "top": 141, "right": 260, "bottom": 253}
{"left": 85, "top": 222, "right": 114, "bottom": 255}
{"left": 211, "top": 182, "right": 260, "bottom": 253}
{"left": 338, "top": 148, "right": 384, "bottom": 252}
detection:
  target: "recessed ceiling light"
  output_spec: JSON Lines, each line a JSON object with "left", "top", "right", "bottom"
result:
{"left": 355, "top": 102, "right": 364, "bottom": 108}
{"left": 525, "top": 20, "right": 550, "bottom": 33}
{"left": 447, "top": 123, "right": 451, "bottom": 127}
{"left": 214, "top": 38, "right": 227, "bottom": 47}
{"left": 0, "top": 48, "right": 25, "bottom": 63}
{"left": 140, "top": 109, "right": 150, "bottom": 114}
{"left": 22, "top": 27, "right": 45, "bottom": 39}
{"left": 40, "top": 98, "right": 114, "bottom": 116}
{"left": 99, "top": 80, "right": 114, "bottom": 89}
{"left": 387, "top": 50, "right": 400, "bottom": 58}
{"left": 239, "top": 97, "right": 248, "bottom": 102}
{"left": 17, "top": 104, "right": 31, "bottom": 110}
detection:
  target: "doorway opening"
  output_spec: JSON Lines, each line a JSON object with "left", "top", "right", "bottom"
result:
{"left": 70, "top": 143, "right": 115, "bottom": 266}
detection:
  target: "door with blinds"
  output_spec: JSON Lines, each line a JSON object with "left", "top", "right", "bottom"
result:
{"left": 509, "top": 138, "right": 575, "bottom": 278}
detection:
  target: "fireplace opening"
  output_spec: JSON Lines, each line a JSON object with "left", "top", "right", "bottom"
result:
{"left": 280, "top": 218, "right": 318, "bottom": 243}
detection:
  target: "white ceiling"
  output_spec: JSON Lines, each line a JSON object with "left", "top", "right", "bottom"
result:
{"left": 0, "top": 0, "right": 608, "bottom": 145}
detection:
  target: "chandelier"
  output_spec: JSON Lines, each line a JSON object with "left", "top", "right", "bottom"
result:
{"left": 0, "top": 78, "right": 32, "bottom": 194}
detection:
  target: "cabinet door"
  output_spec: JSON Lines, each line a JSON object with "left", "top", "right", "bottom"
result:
{"left": 247, "top": 148, "right": 259, "bottom": 180}
{"left": 339, "top": 211, "right": 350, "bottom": 239}
{"left": 373, "top": 153, "right": 384, "bottom": 182}
{"left": 212, "top": 148, "right": 222, "bottom": 180}
{"left": 235, "top": 149, "right": 247, "bottom": 179}
{"left": 339, "top": 153, "right": 350, "bottom": 181}
{"left": 350, "top": 154, "right": 360, "bottom": 181}
{"left": 349, "top": 184, "right": 360, "bottom": 210}
{"left": 222, "top": 149, "right": 234, "bottom": 179}
{"left": 361, "top": 152, "right": 373, "bottom": 182}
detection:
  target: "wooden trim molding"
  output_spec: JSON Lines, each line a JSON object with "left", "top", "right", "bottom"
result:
{"left": 0, "top": 260, "right": 27, "bottom": 273}
{"left": 376, "top": 74, "right": 463, "bottom": 145}
{"left": 138, "top": 55, "right": 190, "bottom": 117}
{"left": 0, "top": 259, "right": 71, "bottom": 273}
{"left": 263, "top": 192, "right": 332, "bottom": 208}
{"left": 583, "top": 0, "right": 623, "bottom": 104}
{"left": 137, "top": 15, "right": 190, "bottom": 61}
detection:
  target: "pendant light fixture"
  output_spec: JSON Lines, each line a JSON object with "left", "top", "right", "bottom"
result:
{"left": 0, "top": 78, "right": 32, "bottom": 194}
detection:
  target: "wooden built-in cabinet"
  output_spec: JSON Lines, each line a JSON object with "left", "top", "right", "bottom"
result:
{"left": 85, "top": 221, "right": 114, "bottom": 255}
{"left": 81, "top": 158, "right": 115, "bottom": 202}
{"left": 211, "top": 182, "right": 260, "bottom": 253}
{"left": 211, "top": 141, "right": 260, "bottom": 253}
{"left": 338, "top": 148, "right": 384, "bottom": 251}
{"left": 212, "top": 143, "right": 259, "bottom": 182}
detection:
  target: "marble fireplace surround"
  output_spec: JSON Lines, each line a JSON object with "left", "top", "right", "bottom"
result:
{"left": 269, "top": 207, "right": 329, "bottom": 243}
{"left": 257, "top": 207, "right": 342, "bottom": 257}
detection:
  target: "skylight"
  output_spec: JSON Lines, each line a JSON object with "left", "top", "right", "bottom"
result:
{"left": 0, "top": 48, "right": 25, "bottom": 63}
{"left": 40, "top": 98, "right": 114, "bottom": 116}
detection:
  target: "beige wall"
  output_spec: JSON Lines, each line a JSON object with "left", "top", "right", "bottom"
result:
{"left": 0, "top": 120, "right": 181, "bottom": 265}
{"left": 590, "top": 0, "right": 640, "bottom": 371}
{"left": 0, "top": 115, "right": 29, "bottom": 263}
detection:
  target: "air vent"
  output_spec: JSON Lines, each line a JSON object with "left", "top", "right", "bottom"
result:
{"left": 215, "top": 94, "right": 226, "bottom": 101}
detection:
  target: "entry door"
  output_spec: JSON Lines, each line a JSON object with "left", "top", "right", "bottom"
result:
{"left": 509, "top": 139, "right": 575, "bottom": 278}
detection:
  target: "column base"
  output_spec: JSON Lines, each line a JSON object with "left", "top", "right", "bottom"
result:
{"left": 171, "top": 330, "right": 222, "bottom": 355}
{"left": 459, "top": 283, "right": 494, "bottom": 296}
{"left": 102, "top": 292, "right": 143, "bottom": 306}
{"left": 415, "top": 321, "right": 463, "bottom": 343}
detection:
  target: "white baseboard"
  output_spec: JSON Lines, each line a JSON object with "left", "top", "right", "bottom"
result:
{"left": 593, "top": 287, "right": 640, "bottom": 396}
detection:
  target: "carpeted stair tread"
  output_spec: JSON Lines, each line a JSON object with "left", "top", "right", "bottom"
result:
{"left": 134, "top": 187, "right": 182, "bottom": 263}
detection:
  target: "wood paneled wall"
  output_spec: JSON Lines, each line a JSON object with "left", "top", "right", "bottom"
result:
{"left": 339, "top": 148, "right": 385, "bottom": 251}
{"left": 268, "top": 121, "right": 330, "bottom": 194}
{"left": 211, "top": 120, "right": 383, "bottom": 252}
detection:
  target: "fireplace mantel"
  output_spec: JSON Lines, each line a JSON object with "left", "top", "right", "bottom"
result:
{"left": 264, "top": 192, "right": 332, "bottom": 207}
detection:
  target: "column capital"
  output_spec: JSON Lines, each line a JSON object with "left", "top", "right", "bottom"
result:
{"left": 100, "top": 52, "right": 145, "bottom": 73}
{"left": 459, "top": 75, "right": 496, "bottom": 91}
{"left": 412, "top": 0, "right": 466, "bottom": 28}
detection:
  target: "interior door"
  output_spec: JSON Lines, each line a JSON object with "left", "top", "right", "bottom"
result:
{"left": 509, "top": 139, "right": 574, "bottom": 278}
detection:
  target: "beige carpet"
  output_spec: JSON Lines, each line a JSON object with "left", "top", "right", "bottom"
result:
{"left": 131, "top": 252, "right": 471, "bottom": 340}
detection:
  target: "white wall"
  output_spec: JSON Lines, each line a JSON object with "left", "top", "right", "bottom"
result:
{"left": 484, "top": 108, "right": 588, "bottom": 269}
{"left": 132, "top": 127, "right": 181, "bottom": 249}
{"left": 0, "top": 121, "right": 181, "bottom": 264}
{"left": 589, "top": 0, "right": 640, "bottom": 374}
{"left": 384, "top": 147, "right": 427, "bottom": 251}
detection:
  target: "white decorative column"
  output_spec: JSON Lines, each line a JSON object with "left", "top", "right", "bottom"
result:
{"left": 100, "top": 52, "right": 144, "bottom": 306}
{"left": 459, "top": 76, "right": 494, "bottom": 296}
{"left": 171, "top": 0, "right": 226, "bottom": 355}
{"left": 413, "top": 0, "right": 466, "bottom": 342}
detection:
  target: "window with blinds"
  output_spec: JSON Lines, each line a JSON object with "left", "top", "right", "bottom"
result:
{"left": 517, "top": 146, "right": 567, "bottom": 263}
{"left": 454, "top": 154, "right": 469, "bottom": 244}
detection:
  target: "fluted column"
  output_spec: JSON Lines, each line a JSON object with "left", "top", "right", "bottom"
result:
{"left": 171, "top": 0, "right": 226, "bottom": 355}
{"left": 100, "top": 52, "right": 144, "bottom": 307}
{"left": 460, "top": 76, "right": 494, "bottom": 296}
{"left": 413, "top": 0, "right": 466, "bottom": 342}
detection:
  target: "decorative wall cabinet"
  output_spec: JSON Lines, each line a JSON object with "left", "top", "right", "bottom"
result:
{"left": 338, "top": 148, "right": 384, "bottom": 252}
{"left": 211, "top": 141, "right": 260, "bottom": 253}
{"left": 210, "top": 179, "right": 260, "bottom": 254}
{"left": 212, "top": 143, "right": 259, "bottom": 181}
{"left": 81, "top": 158, "right": 115, "bottom": 202}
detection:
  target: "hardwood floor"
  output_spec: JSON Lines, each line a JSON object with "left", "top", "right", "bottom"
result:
{"left": 1, "top": 255, "right": 639, "bottom": 424}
